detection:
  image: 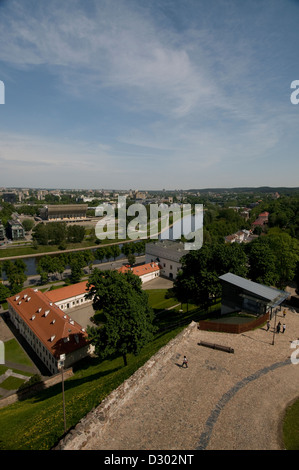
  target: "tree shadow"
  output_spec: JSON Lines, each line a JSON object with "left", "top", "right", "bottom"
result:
{"left": 31, "top": 364, "right": 122, "bottom": 403}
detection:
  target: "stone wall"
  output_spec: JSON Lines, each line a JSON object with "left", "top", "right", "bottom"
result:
{"left": 0, "top": 368, "right": 73, "bottom": 409}
{"left": 53, "top": 321, "right": 198, "bottom": 450}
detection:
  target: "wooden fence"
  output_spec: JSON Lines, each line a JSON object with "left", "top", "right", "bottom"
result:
{"left": 198, "top": 312, "right": 269, "bottom": 334}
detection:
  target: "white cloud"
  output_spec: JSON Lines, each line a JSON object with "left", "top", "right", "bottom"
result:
{"left": 0, "top": 0, "right": 298, "bottom": 189}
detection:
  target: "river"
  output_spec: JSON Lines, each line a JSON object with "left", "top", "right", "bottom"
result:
{"left": 1, "top": 212, "right": 201, "bottom": 278}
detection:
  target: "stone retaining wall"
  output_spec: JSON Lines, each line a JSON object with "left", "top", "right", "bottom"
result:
{"left": 53, "top": 321, "right": 198, "bottom": 450}
{"left": 0, "top": 368, "right": 73, "bottom": 409}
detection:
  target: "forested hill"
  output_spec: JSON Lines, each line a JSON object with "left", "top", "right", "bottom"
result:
{"left": 188, "top": 187, "right": 299, "bottom": 195}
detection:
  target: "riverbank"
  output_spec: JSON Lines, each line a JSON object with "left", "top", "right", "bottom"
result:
{"left": 0, "top": 238, "right": 136, "bottom": 261}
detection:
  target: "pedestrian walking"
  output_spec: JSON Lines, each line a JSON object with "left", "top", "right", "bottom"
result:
{"left": 277, "top": 321, "right": 281, "bottom": 333}
{"left": 182, "top": 355, "right": 188, "bottom": 368}
{"left": 283, "top": 309, "right": 286, "bottom": 318}
{"left": 266, "top": 320, "right": 270, "bottom": 331}
{"left": 282, "top": 323, "right": 286, "bottom": 333}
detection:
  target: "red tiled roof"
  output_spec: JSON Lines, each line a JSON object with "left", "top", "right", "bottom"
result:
{"left": 44, "top": 281, "right": 90, "bottom": 303}
{"left": 259, "top": 211, "right": 269, "bottom": 217}
{"left": 7, "top": 288, "right": 88, "bottom": 359}
{"left": 118, "top": 262, "right": 161, "bottom": 277}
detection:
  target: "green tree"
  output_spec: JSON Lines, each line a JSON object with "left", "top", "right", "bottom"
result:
{"left": 0, "top": 283, "right": 11, "bottom": 303}
{"left": 47, "top": 222, "right": 67, "bottom": 245}
{"left": 173, "top": 242, "right": 248, "bottom": 308}
{"left": 246, "top": 238, "right": 279, "bottom": 286}
{"left": 127, "top": 252, "right": 136, "bottom": 266}
{"left": 82, "top": 250, "right": 95, "bottom": 273}
{"left": 267, "top": 232, "right": 299, "bottom": 288}
{"left": 22, "top": 219, "right": 34, "bottom": 232}
{"left": 69, "top": 252, "right": 86, "bottom": 283}
{"left": 67, "top": 225, "right": 85, "bottom": 243}
{"left": 96, "top": 248, "right": 105, "bottom": 264}
{"left": 86, "top": 269, "right": 156, "bottom": 366}
{"left": 121, "top": 242, "right": 134, "bottom": 257}
{"left": 32, "top": 223, "right": 49, "bottom": 245}
{"left": 51, "top": 256, "right": 66, "bottom": 280}
{"left": 110, "top": 244, "right": 121, "bottom": 260}
{"left": 2, "top": 260, "right": 27, "bottom": 293}
{"left": 103, "top": 246, "right": 113, "bottom": 262}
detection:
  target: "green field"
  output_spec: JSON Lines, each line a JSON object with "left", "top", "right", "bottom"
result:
{"left": 283, "top": 399, "right": 299, "bottom": 450}
{"left": 4, "top": 338, "right": 35, "bottom": 367}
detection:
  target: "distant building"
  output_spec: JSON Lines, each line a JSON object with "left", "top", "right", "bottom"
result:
{"left": 134, "top": 191, "right": 147, "bottom": 200}
{"left": 7, "top": 285, "right": 93, "bottom": 374}
{"left": 118, "top": 262, "right": 161, "bottom": 284}
{"left": 240, "top": 209, "right": 250, "bottom": 220}
{"left": 224, "top": 229, "right": 257, "bottom": 244}
{"left": 145, "top": 240, "right": 188, "bottom": 280}
{"left": 2, "top": 192, "right": 17, "bottom": 203}
{"left": 252, "top": 211, "right": 269, "bottom": 228}
{"left": 40, "top": 204, "right": 88, "bottom": 221}
{"left": 7, "top": 220, "right": 25, "bottom": 240}
{"left": 219, "top": 272, "right": 289, "bottom": 317}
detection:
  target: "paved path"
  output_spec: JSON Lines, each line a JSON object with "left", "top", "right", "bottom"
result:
{"left": 83, "top": 308, "right": 299, "bottom": 451}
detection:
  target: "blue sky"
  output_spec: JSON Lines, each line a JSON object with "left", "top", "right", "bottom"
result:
{"left": 0, "top": 0, "right": 298, "bottom": 190}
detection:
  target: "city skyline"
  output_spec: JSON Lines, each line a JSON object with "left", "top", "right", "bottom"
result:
{"left": 0, "top": 0, "right": 299, "bottom": 190}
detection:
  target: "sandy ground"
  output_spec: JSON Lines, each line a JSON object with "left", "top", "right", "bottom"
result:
{"left": 81, "top": 307, "right": 299, "bottom": 451}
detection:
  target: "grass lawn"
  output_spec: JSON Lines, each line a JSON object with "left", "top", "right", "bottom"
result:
{"left": 0, "top": 326, "right": 183, "bottom": 450}
{"left": 144, "top": 289, "right": 180, "bottom": 312}
{"left": 0, "top": 376, "right": 26, "bottom": 391}
{"left": 283, "top": 399, "right": 299, "bottom": 450}
{"left": 0, "top": 237, "right": 131, "bottom": 259}
{"left": 4, "top": 339, "right": 35, "bottom": 367}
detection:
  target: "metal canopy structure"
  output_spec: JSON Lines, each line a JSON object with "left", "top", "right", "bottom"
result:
{"left": 219, "top": 272, "right": 290, "bottom": 309}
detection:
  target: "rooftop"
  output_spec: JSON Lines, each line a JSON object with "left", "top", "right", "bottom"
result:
{"left": 118, "top": 262, "right": 160, "bottom": 277}
{"left": 219, "top": 272, "right": 290, "bottom": 307}
{"left": 145, "top": 240, "right": 188, "bottom": 263}
{"left": 7, "top": 288, "right": 88, "bottom": 359}
{"left": 44, "top": 281, "right": 90, "bottom": 303}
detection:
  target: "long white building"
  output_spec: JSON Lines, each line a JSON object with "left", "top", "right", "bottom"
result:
{"left": 7, "top": 284, "right": 93, "bottom": 375}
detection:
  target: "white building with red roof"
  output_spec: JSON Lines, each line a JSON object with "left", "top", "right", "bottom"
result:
{"left": 44, "top": 281, "right": 92, "bottom": 311}
{"left": 7, "top": 286, "right": 93, "bottom": 374}
{"left": 118, "top": 262, "right": 161, "bottom": 284}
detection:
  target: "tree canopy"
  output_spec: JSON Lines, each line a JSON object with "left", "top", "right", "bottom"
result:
{"left": 86, "top": 269, "right": 156, "bottom": 366}
{"left": 173, "top": 242, "right": 248, "bottom": 308}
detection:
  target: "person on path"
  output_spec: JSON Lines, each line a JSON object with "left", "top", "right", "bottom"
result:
{"left": 182, "top": 355, "right": 188, "bottom": 368}
{"left": 266, "top": 320, "right": 270, "bottom": 331}
{"left": 277, "top": 321, "right": 281, "bottom": 333}
{"left": 282, "top": 323, "right": 286, "bottom": 334}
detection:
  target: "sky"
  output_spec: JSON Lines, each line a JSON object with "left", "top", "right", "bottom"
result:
{"left": 0, "top": 0, "right": 299, "bottom": 191}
